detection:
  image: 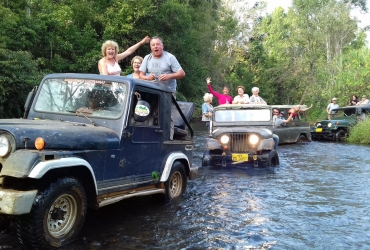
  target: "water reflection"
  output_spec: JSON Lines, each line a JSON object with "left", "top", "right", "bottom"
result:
{"left": 2, "top": 126, "right": 370, "bottom": 249}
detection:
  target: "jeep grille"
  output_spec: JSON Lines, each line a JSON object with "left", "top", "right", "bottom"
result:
{"left": 229, "top": 133, "right": 249, "bottom": 153}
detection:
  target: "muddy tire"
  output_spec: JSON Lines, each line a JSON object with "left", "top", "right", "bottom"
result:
{"left": 16, "top": 177, "right": 87, "bottom": 249}
{"left": 262, "top": 150, "right": 279, "bottom": 167}
{"left": 335, "top": 130, "right": 346, "bottom": 141}
{"left": 298, "top": 135, "right": 308, "bottom": 142}
{"left": 0, "top": 215, "right": 12, "bottom": 231}
{"left": 164, "top": 161, "right": 187, "bottom": 201}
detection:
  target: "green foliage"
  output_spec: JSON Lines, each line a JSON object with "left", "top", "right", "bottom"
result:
{"left": 0, "top": 0, "right": 238, "bottom": 118}
{"left": 249, "top": 0, "right": 363, "bottom": 108}
{"left": 347, "top": 118, "right": 370, "bottom": 144}
{"left": 0, "top": 49, "right": 40, "bottom": 118}
{"left": 0, "top": 0, "right": 369, "bottom": 125}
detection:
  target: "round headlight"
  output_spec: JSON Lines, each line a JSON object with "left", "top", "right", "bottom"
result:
{"left": 249, "top": 134, "right": 259, "bottom": 145}
{"left": 327, "top": 123, "right": 332, "bottom": 128}
{"left": 0, "top": 135, "right": 10, "bottom": 157}
{"left": 220, "top": 135, "right": 230, "bottom": 144}
{"left": 317, "top": 123, "right": 321, "bottom": 127}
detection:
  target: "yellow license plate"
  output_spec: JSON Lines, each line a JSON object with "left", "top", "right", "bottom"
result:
{"left": 232, "top": 154, "right": 248, "bottom": 162}
{"left": 316, "top": 128, "right": 322, "bottom": 132}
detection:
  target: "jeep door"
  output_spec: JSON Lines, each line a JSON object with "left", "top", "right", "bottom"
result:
{"left": 273, "top": 125, "right": 291, "bottom": 144}
{"left": 103, "top": 87, "right": 163, "bottom": 181}
{"left": 273, "top": 117, "right": 310, "bottom": 144}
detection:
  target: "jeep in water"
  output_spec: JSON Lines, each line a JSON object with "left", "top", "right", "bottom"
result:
{"left": 311, "top": 105, "right": 370, "bottom": 141}
{"left": 271, "top": 105, "right": 312, "bottom": 143}
{"left": 0, "top": 73, "right": 198, "bottom": 248}
{"left": 202, "top": 104, "right": 279, "bottom": 167}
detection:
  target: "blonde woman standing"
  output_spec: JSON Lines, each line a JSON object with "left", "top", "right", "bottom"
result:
{"left": 202, "top": 93, "right": 214, "bottom": 127}
{"left": 98, "top": 36, "right": 150, "bottom": 76}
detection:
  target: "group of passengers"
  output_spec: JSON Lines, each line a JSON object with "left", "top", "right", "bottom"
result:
{"left": 348, "top": 95, "right": 369, "bottom": 106}
{"left": 98, "top": 36, "right": 185, "bottom": 95}
{"left": 92, "top": 36, "right": 184, "bottom": 140}
{"left": 205, "top": 77, "right": 267, "bottom": 106}
{"left": 202, "top": 77, "right": 268, "bottom": 125}
{"left": 327, "top": 95, "right": 369, "bottom": 120}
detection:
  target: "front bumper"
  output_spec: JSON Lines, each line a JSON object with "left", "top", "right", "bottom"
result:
{"left": 311, "top": 129, "right": 336, "bottom": 139}
{"left": 0, "top": 189, "right": 37, "bottom": 215}
{"left": 209, "top": 153, "right": 271, "bottom": 167}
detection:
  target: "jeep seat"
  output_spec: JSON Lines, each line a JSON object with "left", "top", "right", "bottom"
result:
{"left": 171, "top": 101, "right": 195, "bottom": 138}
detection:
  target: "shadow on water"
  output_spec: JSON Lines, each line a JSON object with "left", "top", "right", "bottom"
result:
{"left": 2, "top": 123, "right": 370, "bottom": 249}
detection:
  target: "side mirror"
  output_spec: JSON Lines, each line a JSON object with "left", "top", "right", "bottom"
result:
{"left": 23, "top": 86, "right": 38, "bottom": 119}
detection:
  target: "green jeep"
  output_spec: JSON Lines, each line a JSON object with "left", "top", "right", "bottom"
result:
{"left": 311, "top": 105, "right": 370, "bottom": 141}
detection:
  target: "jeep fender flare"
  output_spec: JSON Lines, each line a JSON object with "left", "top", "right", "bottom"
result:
{"left": 160, "top": 152, "right": 190, "bottom": 182}
{"left": 28, "top": 157, "right": 98, "bottom": 194}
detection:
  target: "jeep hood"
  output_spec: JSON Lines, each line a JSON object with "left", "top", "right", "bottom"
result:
{"left": 0, "top": 119, "right": 119, "bottom": 150}
{"left": 212, "top": 127, "right": 273, "bottom": 138}
{"left": 315, "top": 116, "right": 356, "bottom": 125}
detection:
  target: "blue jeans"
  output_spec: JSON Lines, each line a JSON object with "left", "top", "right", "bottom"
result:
{"left": 273, "top": 134, "right": 279, "bottom": 150}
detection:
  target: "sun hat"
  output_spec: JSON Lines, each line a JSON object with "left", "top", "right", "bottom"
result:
{"left": 362, "top": 95, "right": 367, "bottom": 98}
{"left": 332, "top": 98, "right": 337, "bottom": 101}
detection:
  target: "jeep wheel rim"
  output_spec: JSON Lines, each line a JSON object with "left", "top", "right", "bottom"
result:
{"left": 169, "top": 171, "right": 183, "bottom": 198}
{"left": 47, "top": 194, "right": 78, "bottom": 238}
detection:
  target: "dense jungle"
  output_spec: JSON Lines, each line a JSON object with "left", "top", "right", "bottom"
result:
{"left": 0, "top": 0, "right": 369, "bottom": 123}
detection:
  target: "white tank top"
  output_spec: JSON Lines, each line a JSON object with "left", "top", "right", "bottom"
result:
{"left": 106, "top": 59, "right": 121, "bottom": 76}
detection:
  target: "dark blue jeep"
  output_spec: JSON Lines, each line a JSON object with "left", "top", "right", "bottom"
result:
{"left": 0, "top": 73, "right": 197, "bottom": 249}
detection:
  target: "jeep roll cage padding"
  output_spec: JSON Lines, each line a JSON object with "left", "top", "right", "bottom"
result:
{"left": 171, "top": 95, "right": 194, "bottom": 140}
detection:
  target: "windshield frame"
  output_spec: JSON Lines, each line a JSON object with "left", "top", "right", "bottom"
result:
{"left": 214, "top": 108, "right": 272, "bottom": 122}
{"left": 32, "top": 77, "right": 127, "bottom": 120}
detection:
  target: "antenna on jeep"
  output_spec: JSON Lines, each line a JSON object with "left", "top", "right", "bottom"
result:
{"left": 76, "top": 110, "right": 97, "bottom": 126}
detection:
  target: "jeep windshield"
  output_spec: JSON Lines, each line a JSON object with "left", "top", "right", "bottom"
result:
{"left": 34, "top": 78, "right": 126, "bottom": 118}
{"left": 332, "top": 108, "right": 356, "bottom": 117}
{"left": 214, "top": 109, "right": 271, "bottom": 122}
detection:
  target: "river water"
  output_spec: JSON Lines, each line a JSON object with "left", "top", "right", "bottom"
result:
{"left": 2, "top": 125, "right": 370, "bottom": 249}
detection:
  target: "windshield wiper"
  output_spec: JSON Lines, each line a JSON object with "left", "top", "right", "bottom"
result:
{"left": 75, "top": 110, "right": 97, "bottom": 126}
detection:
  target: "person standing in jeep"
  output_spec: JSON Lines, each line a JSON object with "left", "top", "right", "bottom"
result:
{"left": 326, "top": 98, "right": 339, "bottom": 120}
{"left": 139, "top": 36, "right": 185, "bottom": 93}
{"left": 205, "top": 77, "right": 232, "bottom": 105}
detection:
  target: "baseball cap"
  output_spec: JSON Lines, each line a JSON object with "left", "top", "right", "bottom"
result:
{"left": 332, "top": 98, "right": 337, "bottom": 101}
{"left": 362, "top": 95, "right": 367, "bottom": 98}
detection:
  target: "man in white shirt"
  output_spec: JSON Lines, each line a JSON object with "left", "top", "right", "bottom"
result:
{"left": 326, "top": 98, "right": 340, "bottom": 120}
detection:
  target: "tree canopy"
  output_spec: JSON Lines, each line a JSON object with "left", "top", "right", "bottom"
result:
{"left": 0, "top": 0, "right": 369, "bottom": 120}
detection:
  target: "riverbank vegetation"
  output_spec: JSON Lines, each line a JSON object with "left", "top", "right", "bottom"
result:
{"left": 347, "top": 118, "right": 370, "bottom": 144}
{"left": 0, "top": 0, "right": 368, "bottom": 121}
